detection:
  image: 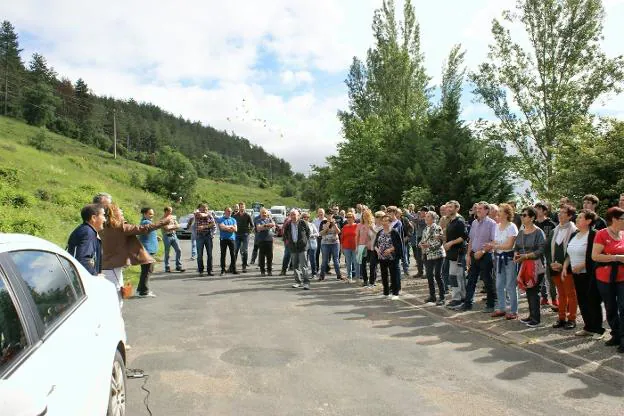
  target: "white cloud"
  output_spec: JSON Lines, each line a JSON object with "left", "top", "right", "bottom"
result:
{"left": 4, "top": 0, "right": 623, "bottom": 173}
{"left": 280, "top": 70, "right": 314, "bottom": 86}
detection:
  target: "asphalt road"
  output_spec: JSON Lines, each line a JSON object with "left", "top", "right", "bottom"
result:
{"left": 123, "top": 238, "right": 624, "bottom": 416}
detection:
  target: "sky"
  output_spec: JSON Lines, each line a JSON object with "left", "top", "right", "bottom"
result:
{"left": 4, "top": 0, "right": 624, "bottom": 173}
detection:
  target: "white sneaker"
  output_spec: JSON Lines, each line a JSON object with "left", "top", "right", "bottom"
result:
{"left": 348, "top": 278, "right": 354, "bottom": 284}
{"left": 380, "top": 294, "right": 388, "bottom": 299}
{"left": 391, "top": 295, "right": 400, "bottom": 300}
{"left": 292, "top": 283, "right": 302, "bottom": 288}
{"left": 137, "top": 291, "right": 157, "bottom": 298}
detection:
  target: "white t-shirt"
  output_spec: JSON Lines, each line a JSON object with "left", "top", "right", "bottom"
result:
{"left": 495, "top": 223, "right": 518, "bottom": 253}
{"left": 567, "top": 232, "right": 588, "bottom": 273}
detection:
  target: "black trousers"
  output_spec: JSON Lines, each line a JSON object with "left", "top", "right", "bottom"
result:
{"left": 413, "top": 241, "right": 424, "bottom": 275}
{"left": 597, "top": 280, "right": 624, "bottom": 344}
{"left": 573, "top": 273, "right": 605, "bottom": 334}
{"left": 465, "top": 252, "right": 495, "bottom": 308}
{"left": 137, "top": 262, "right": 154, "bottom": 295}
{"left": 526, "top": 274, "right": 544, "bottom": 323}
{"left": 258, "top": 240, "right": 274, "bottom": 273}
{"left": 368, "top": 250, "right": 378, "bottom": 285}
{"left": 379, "top": 258, "right": 400, "bottom": 296}
{"left": 220, "top": 239, "right": 236, "bottom": 272}
{"left": 360, "top": 250, "right": 370, "bottom": 284}
{"left": 425, "top": 258, "right": 445, "bottom": 300}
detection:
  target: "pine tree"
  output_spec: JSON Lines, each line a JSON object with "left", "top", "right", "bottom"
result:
{"left": 0, "top": 20, "right": 25, "bottom": 117}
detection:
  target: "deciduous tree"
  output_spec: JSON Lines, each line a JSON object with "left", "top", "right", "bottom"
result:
{"left": 470, "top": 0, "right": 624, "bottom": 199}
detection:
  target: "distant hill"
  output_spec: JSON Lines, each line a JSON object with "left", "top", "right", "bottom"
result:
{"left": 0, "top": 116, "right": 303, "bottom": 247}
{"left": 0, "top": 19, "right": 301, "bottom": 193}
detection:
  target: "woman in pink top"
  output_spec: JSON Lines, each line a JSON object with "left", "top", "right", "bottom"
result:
{"left": 356, "top": 209, "right": 374, "bottom": 287}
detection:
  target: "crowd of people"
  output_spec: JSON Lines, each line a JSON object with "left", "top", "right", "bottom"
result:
{"left": 67, "top": 192, "right": 624, "bottom": 355}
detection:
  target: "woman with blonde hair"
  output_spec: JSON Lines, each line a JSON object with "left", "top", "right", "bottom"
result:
{"left": 100, "top": 203, "right": 170, "bottom": 301}
{"left": 356, "top": 209, "right": 375, "bottom": 287}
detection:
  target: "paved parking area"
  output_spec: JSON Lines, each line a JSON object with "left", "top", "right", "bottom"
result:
{"left": 123, "top": 239, "right": 624, "bottom": 415}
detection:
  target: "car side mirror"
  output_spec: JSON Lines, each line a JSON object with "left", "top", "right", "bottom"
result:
{"left": 0, "top": 379, "right": 48, "bottom": 416}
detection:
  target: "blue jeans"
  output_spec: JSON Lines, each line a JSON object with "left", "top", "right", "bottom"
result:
{"left": 496, "top": 254, "right": 518, "bottom": 313}
{"left": 321, "top": 244, "right": 340, "bottom": 277}
{"left": 196, "top": 233, "right": 213, "bottom": 273}
{"left": 163, "top": 234, "right": 182, "bottom": 270}
{"left": 343, "top": 248, "right": 356, "bottom": 279}
{"left": 307, "top": 247, "right": 317, "bottom": 275}
{"left": 235, "top": 233, "right": 249, "bottom": 267}
{"left": 191, "top": 229, "right": 197, "bottom": 258}
{"left": 401, "top": 242, "right": 409, "bottom": 274}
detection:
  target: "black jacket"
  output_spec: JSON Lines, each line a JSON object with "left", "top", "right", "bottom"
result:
{"left": 565, "top": 229, "right": 596, "bottom": 275}
{"left": 67, "top": 223, "right": 102, "bottom": 275}
{"left": 373, "top": 228, "right": 403, "bottom": 260}
{"left": 283, "top": 220, "right": 310, "bottom": 253}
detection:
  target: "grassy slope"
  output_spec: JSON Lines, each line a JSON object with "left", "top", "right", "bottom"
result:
{"left": 0, "top": 116, "right": 302, "bottom": 285}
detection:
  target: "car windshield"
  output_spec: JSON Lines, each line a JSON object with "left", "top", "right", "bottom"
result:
{"left": 179, "top": 214, "right": 193, "bottom": 225}
{"left": 214, "top": 211, "right": 224, "bottom": 217}
{"left": 270, "top": 209, "right": 283, "bottom": 215}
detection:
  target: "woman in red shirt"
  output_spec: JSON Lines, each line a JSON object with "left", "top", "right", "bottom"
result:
{"left": 592, "top": 207, "right": 624, "bottom": 353}
{"left": 341, "top": 212, "right": 358, "bottom": 283}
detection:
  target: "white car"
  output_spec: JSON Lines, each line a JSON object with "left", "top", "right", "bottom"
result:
{"left": 0, "top": 233, "right": 127, "bottom": 416}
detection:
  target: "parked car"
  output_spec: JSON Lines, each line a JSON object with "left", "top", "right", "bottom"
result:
{"left": 273, "top": 214, "right": 286, "bottom": 237}
{"left": 213, "top": 210, "right": 224, "bottom": 219}
{"left": 176, "top": 213, "right": 194, "bottom": 239}
{"left": 0, "top": 233, "right": 128, "bottom": 416}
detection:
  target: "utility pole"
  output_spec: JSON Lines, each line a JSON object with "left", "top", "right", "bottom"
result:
{"left": 4, "top": 39, "right": 8, "bottom": 116}
{"left": 113, "top": 108, "right": 117, "bottom": 159}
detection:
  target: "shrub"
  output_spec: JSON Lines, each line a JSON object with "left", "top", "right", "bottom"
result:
{"left": 35, "top": 189, "right": 51, "bottom": 201}
{"left": 10, "top": 218, "right": 45, "bottom": 235}
{"left": 28, "top": 129, "right": 54, "bottom": 152}
{"left": 0, "top": 190, "right": 33, "bottom": 208}
{"left": 280, "top": 183, "right": 296, "bottom": 198}
{"left": 0, "top": 143, "right": 16, "bottom": 152}
{"left": 0, "top": 168, "right": 19, "bottom": 185}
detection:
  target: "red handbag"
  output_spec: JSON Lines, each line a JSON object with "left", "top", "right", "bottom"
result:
{"left": 517, "top": 259, "right": 539, "bottom": 291}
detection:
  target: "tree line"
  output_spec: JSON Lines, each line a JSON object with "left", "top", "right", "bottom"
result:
{"left": 302, "top": 0, "right": 624, "bottom": 212}
{"left": 0, "top": 20, "right": 300, "bottom": 201}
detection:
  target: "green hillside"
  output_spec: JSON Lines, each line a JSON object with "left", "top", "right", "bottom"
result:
{"left": 0, "top": 116, "right": 301, "bottom": 283}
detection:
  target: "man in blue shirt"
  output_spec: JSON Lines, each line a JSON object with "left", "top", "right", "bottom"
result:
{"left": 138, "top": 207, "right": 158, "bottom": 297}
{"left": 217, "top": 207, "right": 238, "bottom": 275}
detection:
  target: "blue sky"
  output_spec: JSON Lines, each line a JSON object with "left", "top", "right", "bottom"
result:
{"left": 4, "top": 0, "right": 624, "bottom": 173}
